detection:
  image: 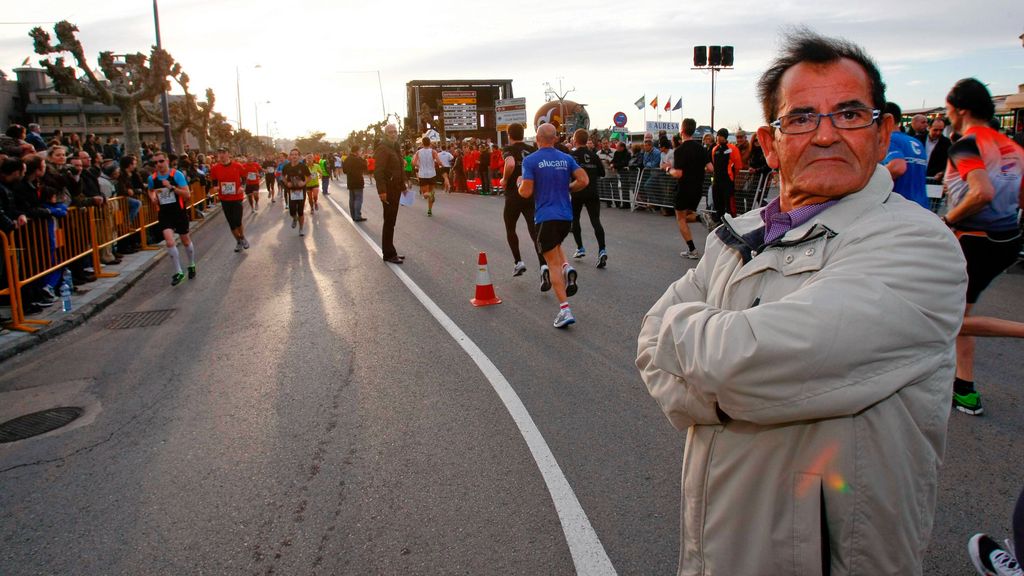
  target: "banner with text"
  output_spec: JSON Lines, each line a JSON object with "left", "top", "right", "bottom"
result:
{"left": 646, "top": 121, "right": 680, "bottom": 134}
{"left": 443, "top": 91, "right": 478, "bottom": 131}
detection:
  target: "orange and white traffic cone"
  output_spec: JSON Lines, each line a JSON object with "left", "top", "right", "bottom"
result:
{"left": 471, "top": 252, "right": 502, "bottom": 307}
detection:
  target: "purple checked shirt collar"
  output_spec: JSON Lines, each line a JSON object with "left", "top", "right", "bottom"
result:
{"left": 760, "top": 197, "right": 838, "bottom": 244}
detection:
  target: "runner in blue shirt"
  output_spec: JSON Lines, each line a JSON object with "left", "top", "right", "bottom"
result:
{"left": 883, "top": 102, "right": 929, "bottom": 209}
{"left": 519, "top": 123, "right": 590, "bottom": 328}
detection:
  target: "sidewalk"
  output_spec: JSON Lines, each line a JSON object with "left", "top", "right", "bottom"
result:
{"left": 0, "top": 205, "right": 220, "bottom": 362}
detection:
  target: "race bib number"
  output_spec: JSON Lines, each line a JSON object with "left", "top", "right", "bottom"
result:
{"left": 247, "top": 173, "right": 258, "bottom": 181}
{"left": 221, "top": 182, "right": 237, "bottom": 195}
{"left": 289, "top": 190, "right": 305, "bottom": 201}
{"left": 157, "top": 188, "right": 177, "bottom": 205}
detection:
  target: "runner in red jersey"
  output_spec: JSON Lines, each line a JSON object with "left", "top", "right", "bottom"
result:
{"left": 208, "top": 147, "right": 250, "bottom": 252}
{"left": 240, "top": 154, "right": 262, "bottom": 212}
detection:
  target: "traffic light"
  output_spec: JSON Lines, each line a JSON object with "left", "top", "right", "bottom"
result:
{"left": 693, "top": 46, "right": 707, "bottom": 67}
{"left": 709, "top": 45, "right": 722, "bottom": 67}
{"left": 722, "top": 46, "right": 734, "bottom": 67}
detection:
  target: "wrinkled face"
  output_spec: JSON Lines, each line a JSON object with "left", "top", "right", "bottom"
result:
{"left": 78, "top": 152, "right": 91, "bottom": 167}
{"left": 643, "top": 141, "right": 652, "bottom": 151}
{"left": 736, "top": 133, "right": 747, "bottom": 146}
{"left": 757, "top": 58, "right": 892, "bottom": 203}
{"left": 911, "top": 116, "right": 928, "bottom": 133}
{"left": 929, "top": 120, "right": 945, "bottom": 140}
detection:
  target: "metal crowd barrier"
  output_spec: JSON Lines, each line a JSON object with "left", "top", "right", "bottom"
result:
{"left": 2, "top": 185, "right": 213, "bottom": 333}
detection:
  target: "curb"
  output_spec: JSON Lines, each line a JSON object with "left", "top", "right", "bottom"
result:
{"left": 0, "top": 205, "right": 222, "bottom": 363}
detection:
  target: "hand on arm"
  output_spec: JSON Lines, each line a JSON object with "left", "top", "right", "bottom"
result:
{"left": 886, "top": 158, "right": 907, "bottom": 179}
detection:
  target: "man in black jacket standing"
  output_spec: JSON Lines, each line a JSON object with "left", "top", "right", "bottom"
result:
{"left": 919, "top": 117, "right": 952, "bottom": 180}
{"left": 374, "top": 125, "right": 406, "bottom": 264}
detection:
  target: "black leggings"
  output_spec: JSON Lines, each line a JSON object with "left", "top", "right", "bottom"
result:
{"left": 503, "top": 196, "right": 544, "bottom": 266}
{"left": 571, "top": 189, "right": 605, "bottom": 251}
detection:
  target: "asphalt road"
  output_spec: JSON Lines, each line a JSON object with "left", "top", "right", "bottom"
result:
{"left": 0, "top": 180, "right": 1021, "bottom": 575}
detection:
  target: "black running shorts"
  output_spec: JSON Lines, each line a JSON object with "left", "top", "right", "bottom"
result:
{"left": 157, "top": 205, "right": 190, "bottom": 235}
{"left": 288, "top": 189, "right": 306, "bottom": 218}
{"left": 221, "top": 199, "right": 243, "bottom": 229}
{"left": 536, "top": 220, "right": 572, "bottom": 254}
{"left": 959, "top": 230, "right": 1023, "bottom": 304}
{"left": 674, "top": 184, "right": 702, "bottom": 212}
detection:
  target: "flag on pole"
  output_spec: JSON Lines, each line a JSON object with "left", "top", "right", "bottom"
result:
{"left": 650, "top": 96, "right": 658, "bottom": 110}
{"left": 634, "top": 95, "right": 645, "bottom": 110}
{"left": 21, "top": 57, "right": 30, "bottom": 66}
{"left": 672, "top": 98, "right": 682, "bottom": 111}
{"left": 664, "top": 96, "right": 672, "bottom": 112}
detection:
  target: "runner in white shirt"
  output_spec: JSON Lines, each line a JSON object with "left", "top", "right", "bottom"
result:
{"left": 437, "top": 146, "right": 453, "bottom": 193}
{"left": 413, "top": 137, "right": 441, "bottom": 216}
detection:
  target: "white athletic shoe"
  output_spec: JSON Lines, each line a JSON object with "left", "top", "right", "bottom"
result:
{"left": 553, "top": 307, "right": 575, "bottom": 329}
{"left": 513, "top": 261, "right": 526, "bottom": 277}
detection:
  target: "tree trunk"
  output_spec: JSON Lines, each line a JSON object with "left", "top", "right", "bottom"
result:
{"left": 120, "top": 101, "right": 142, "bottom": 158}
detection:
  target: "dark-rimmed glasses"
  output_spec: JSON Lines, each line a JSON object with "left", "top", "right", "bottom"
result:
{"left": 771, "top": 108, "right": 880, "bottom": 135}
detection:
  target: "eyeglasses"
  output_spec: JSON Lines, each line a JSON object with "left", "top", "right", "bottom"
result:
{"left": 155, "top": 159, "right": 167, "bottom": 164}
{"left": 771, "top": 107, "right": 880, "bottom": 135}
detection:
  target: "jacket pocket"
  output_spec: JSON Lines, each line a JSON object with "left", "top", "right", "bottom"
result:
{"left": 793, "top": 473, "right": 827, "bottom": 575}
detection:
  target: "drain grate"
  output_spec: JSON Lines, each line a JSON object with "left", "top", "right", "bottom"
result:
{"left": 0, "top": 407, "right": 84, "bottom": 443}
{"left": 106, "top": 309, "right": 175, "bottom": 329}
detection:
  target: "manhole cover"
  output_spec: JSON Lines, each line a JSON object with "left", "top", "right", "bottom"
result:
{"left": 106, "top": 309, "right": 175, "bottom": 329}
{"left": 0, "top": 407, "right": 84, "bottom": 443}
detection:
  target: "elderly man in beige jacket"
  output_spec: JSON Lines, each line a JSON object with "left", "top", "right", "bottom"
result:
{"left": 637, "top": 30, "right": 967, "bottom": 575}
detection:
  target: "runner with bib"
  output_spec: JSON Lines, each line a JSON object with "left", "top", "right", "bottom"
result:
{"left": 147, "top": 151, "right": 196, "bottom": 285}
{"left": 209, "top": 147, "right": 250, "bottom": 252}
{"left": 283, "top": 148, "right": 311, "bottom": 237}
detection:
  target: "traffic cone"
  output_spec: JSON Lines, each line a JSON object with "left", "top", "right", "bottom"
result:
{"left": 471, "top": 252, "right": 502, "bottom": 307}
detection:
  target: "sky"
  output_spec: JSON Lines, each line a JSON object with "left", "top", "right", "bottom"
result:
{"left": 2, "top": 0, "right": 1022, "bottom": 142}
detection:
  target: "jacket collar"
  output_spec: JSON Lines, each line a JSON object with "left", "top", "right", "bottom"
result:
{"left": 722, "top": 164, "right": 894, "bottom": 244}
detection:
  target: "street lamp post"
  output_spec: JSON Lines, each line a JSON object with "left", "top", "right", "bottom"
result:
{"left": 152, "top": 0, "right": 173, "bottom": 153}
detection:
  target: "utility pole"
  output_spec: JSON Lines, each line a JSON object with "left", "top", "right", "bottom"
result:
{"left": 152, "top": 0, "right": 173, "bottom": 153}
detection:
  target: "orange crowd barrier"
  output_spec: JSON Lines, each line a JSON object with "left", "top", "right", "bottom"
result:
{"left": 2, "top": 188, "right": 215, "bottom": 333}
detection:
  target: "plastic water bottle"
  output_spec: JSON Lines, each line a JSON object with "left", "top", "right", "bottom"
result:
{"left": 60, "top": 269, "right": 73, "bottom": 312}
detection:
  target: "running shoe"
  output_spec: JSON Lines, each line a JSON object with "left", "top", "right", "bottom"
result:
{"left": 969, "top": 533, "right": 1022, "bottom": 576}
{"left": 242, "top": 238, "right": 250, "bottom": 250}
{"left": 291, "top": 218, "right": 297, "bottom": 229}
{"left": 953, "top": 390, "right": 984, "bottom": 415}
{"left": 564, "top": 266, "right": 578, "bottom": 297}
{"left": 513, "top": 261, "right": 526, "bottom": 277}
{"left": 427, "top": 209, "right": 432, "bottom": 216}
{"left": 597, "top": 249, "right": 608, "bottom": 269}
{"left": 171, "top": 272, "right": 185, "bottom": 286}
{"left": 681, "top": 249, "right": 701, "bottom": 260}
{"left": 187, "top": 265, "right": 196, "bottom": 280}
{"left": 299, "top": 229, "right": 305, "bottom": 237}
{"left": 553, "top": 307, "right": 575, "bottom": 329}
{"left": 573, "top": 247, "right": 586, "bottom": 258}
{"left": 540, "top": 265, "right": 551, "bottom": 292}
{"left": 234, "top": 242, "right": 242, "bottom": 253}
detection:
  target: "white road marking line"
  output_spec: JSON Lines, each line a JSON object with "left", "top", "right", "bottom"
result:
{"left": 326, "top": 194, "right": 617, "bottom": 575}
